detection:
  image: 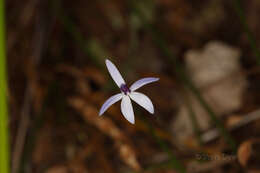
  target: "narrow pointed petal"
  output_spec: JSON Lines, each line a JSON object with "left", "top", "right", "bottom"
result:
{"left": 130, "top": 77, "right": 159, "bottom": 91}
{"left": 129, "top": 92, "right": 154, "bottom": 114}
{"left": 121, "top": 96, "right": 135, "bottom": 124}
{"left": 105, "top": 59, "right": 126, "bottom": 87}
{"left": 99, "top": 93, "right": 123, "bottom": 115}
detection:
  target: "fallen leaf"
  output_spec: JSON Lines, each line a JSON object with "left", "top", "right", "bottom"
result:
{"left": 69, "top": 97, "right": 141, "bottom": 171}
{"left": 45, "top": 165, "right": 68, "bottom": 173}
{"left": 172, "top": 41, "right": 247, "bottom": 144}
{"left": 238, "top": 139, "right": 260, "bottom": 171}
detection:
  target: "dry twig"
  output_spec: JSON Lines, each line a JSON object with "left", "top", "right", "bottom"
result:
{"left": 11, "top": 1, "right": 50, "bottom": 172}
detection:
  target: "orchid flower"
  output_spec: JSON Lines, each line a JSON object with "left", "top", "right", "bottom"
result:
{"left": 99, "top": 59, "right": 159, "bottom": 124}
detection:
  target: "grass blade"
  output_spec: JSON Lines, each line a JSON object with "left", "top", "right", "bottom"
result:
{"left": 232, "top": 0, "right": 260, "bottom": 65}
{"left": 141, "top": 117, "right": 186, "bottom": 173}
{"left": 0, "top": 0, "right": 10, "bottom": 172}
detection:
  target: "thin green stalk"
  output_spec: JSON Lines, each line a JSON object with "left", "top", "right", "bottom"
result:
{"left": 132, "top": 159, "right": 181, "bottom": 173}
{"left": 184, "top": 94, "right": 202, "bottom": 144}
{"left": 0, "top": 0, "right": 10, "bottom": 172}
{"left": 143, "top": 160, "right": 178, "bottom": 172}
{"left": 232, "top": 0, "right": 260, "bottom": 65}
{"left": 143, "top": 118, "right": 186, "bottom": 173}
{"left": 51, "top": 0, "right": 109, "bottom": 68}
{"left": 131, "top": 0, "right": 237, "bottom": 152}
{"left": 61, "top": 14, "right": 105, "bottom": 68}
{"left": 151, "top": 132, "right": 186, "bottom": 173}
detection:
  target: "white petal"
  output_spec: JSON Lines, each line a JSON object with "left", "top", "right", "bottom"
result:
{"left": 121, "top": 96, "right": 135, "bottom": 124}
{"left": 99, "top": 93, "right": 123, "bottom": 115}
{"left": 105, "top": 59, "right": 126, "bottom": 87}
{"left": 130, "top": 77, "right": 159, "bottom": 91}
{"left": 129, "top": 92, "right": 154, "bottom": 114}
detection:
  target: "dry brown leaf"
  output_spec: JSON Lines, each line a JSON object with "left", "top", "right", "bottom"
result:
{"left": 238, "top": 139, "right": 260, "bottom": 173}
{"left": 238, "top": 140, "right": 252, "bottom": 167}
{"left": 172, "top": 41, "right": 247, "bottom": 144}
{"left": 45, "top": 165, "right": 68, "bottom": 173}
{"left": 69, "top": 97, "right": 141, "bottom": 171}
{"left": 186, "top": 41, "right": 245, "bottom": 113}
{"left": 57, "top": 64, "right": 105, "bottom": 85}
{"left": 68, "top": 162, "right": 88, "bottom": 173}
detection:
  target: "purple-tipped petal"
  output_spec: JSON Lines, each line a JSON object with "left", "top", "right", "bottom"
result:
{"left": 105, "top": 59, "right": 126, "bottom": 87}
{"left": 121, "top": 96, "right": 135, "bottom": 124}
{"left": 99, "top": 93, "right": 123, "bottom": 115}
{"left": 129, "top": 92, "right": 154, "bottom": 114}
{"left": 130, "top": 77, "right": 159, "bottom": 91}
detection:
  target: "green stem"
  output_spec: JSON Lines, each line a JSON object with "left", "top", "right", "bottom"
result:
{"left": 232, "top": 0, "right": 260, "bottom": 65}
{"left": 52, "top": 0, "right": 108, "bottom": 69}
{"left": 144, "top": 120, "right": 186, "bottom": 173}
{"left": 184, "top": 93, "right": 202, "bottom": 144}
{"left": 0, "top": 0, "right": 10, "bottom": 172}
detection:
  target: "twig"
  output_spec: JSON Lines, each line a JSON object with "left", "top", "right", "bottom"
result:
{"left": 11, "top": 1, "right": 49, "bottom": 173}
{"left": 201, "top": 109, "right": 260, "bottom": 143}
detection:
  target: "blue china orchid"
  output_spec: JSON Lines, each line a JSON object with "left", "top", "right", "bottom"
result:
{"left": 99, "top": 59, "right": 159, "bottom": 124}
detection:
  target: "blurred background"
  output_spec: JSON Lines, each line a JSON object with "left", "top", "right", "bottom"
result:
{"left": 4, "top": 0, "right": 260, "bottom": 172}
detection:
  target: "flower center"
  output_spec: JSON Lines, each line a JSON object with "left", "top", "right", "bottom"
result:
{"left": 120, "top": 84, "right": 131, "bottom": 95}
